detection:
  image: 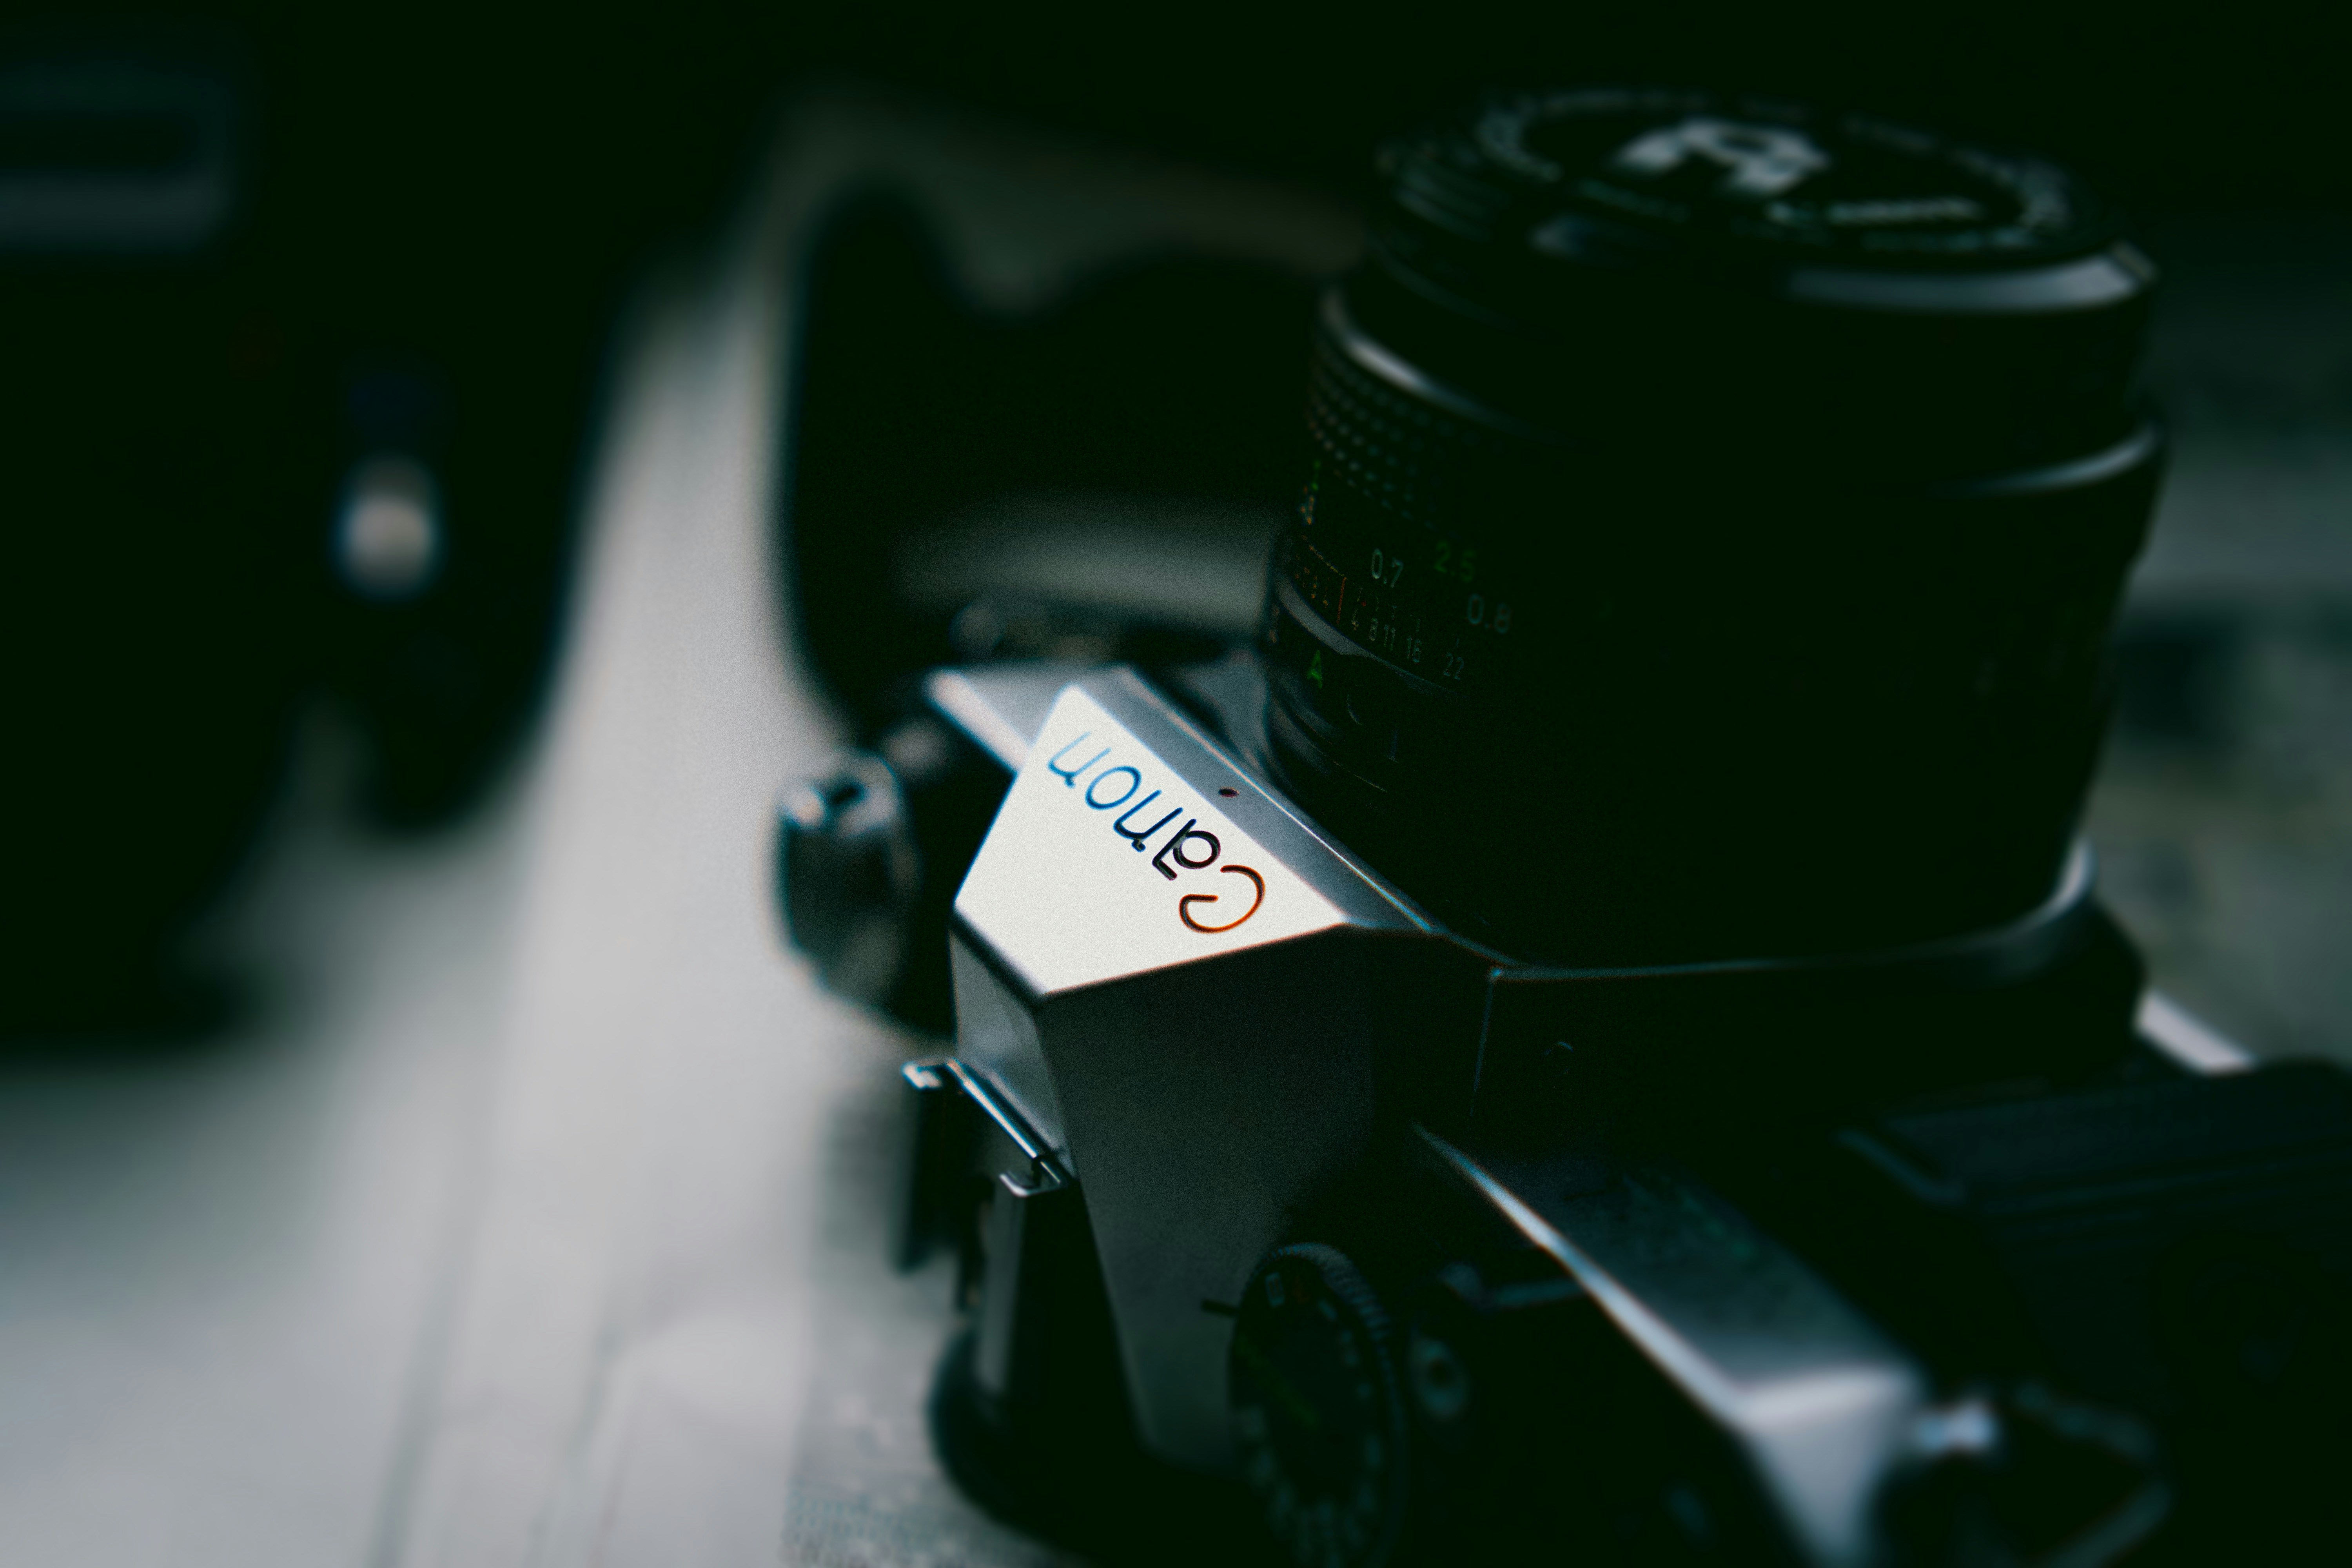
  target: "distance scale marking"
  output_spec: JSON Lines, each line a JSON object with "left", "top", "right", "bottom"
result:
{"left": 1285, "top": 458, "right": 1517, "bottom": 696}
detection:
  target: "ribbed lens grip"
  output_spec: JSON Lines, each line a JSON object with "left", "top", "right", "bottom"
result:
{"left": 1259, "top": 89, "right": 2165, "bottom": 964}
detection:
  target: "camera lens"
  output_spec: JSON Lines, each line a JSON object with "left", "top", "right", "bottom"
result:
{"left": 1262, "top": 87, "right": 2161, "bottom": 963}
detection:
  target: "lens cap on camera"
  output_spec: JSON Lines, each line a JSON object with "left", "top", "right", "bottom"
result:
{"left": 1265, "top": 85, "right": 2165, "bottom": 964}
{"left": 1351, "top": 87, "right": 2155, "bottom": 477}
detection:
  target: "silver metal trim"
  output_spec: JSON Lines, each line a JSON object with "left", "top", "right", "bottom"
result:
{"left": 2136, "top": 991, "right": 2255, "bottom": 1075}
{"left": 923, "top": 661, "right": 1102, "bottom": 773}
{"left": 936, "top": 661, "right": 2099, "bottom": 987}
{"left": 1107, "top": 666, "right": 1441, "bottom": 935}
{"left": 937, "top": 1057, "right": 1058, "bottom": 1170}
{"left": 1423, "top": 1129, "right": 1926, "bottom": 1567}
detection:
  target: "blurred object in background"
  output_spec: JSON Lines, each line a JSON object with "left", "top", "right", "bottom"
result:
{"left": 316, "top": 355, "right": 523, "bottom": 828}
{"left": 334, "top": 452, "right": 443, "bottom": 604}
{"left": 2089, "top": 217, "right": 2352, "bottom": 1063}
{"left": 779, "top": 111, "right": 1358, "bottom": 1029}
{"left": 0, "top": 8, "right": 782, "bottom": 1036}
{"left": 258, "top": 8, "right": 813, "bottom": 832}
{"left": 0, "top": 35, "right": 318, "bottom": 1033}
{"left": 787, "top": 196, "right": 1334, "bottom": 728}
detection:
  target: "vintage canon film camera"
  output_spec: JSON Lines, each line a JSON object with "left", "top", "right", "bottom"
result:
{"left": 782, "top": 90, "right": 2352, "bottom": 1564}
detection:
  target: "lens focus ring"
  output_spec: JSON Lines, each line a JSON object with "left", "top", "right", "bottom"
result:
{"left": 1259, "top": 87, "right": 2164, "bottom": 964}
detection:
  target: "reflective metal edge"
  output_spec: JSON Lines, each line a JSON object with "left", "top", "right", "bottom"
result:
{"left": 2136, "top": 992, "right": 2255, "bottom": 1075}
{"left": 924, "top": 661, "right": 1106, "bottom": 773}
{"left": 1076, "top": 666, "right": 1439, "bottom": 936}
{"left": 934, "top": 659, "right": 2103, "bottom": 990}
{"left": 1421, "top": 1127, "right": 1928, "bottom": 1568}
{"left": 1321, "top": 289, "right": 1559, "bottom": 443}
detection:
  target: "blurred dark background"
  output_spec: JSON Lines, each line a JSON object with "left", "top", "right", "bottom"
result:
{"left": 4, "top": 0, "right": 2346, "bottom": 1034}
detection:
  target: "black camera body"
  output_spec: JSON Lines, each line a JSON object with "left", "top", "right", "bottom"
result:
{"left": 781, "top": 89, "right": 2352, "bottom": 1565}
